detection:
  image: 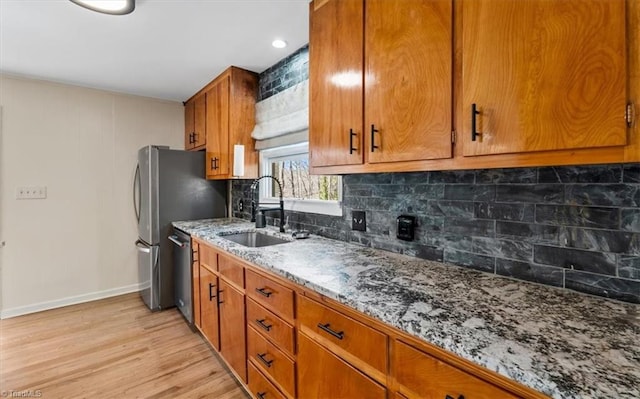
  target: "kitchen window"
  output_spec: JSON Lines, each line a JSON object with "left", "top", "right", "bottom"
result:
{"left": 259, "top": 142, "right": 342, "bottom": 216}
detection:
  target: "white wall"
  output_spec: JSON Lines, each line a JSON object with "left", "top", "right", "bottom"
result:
{"left": 0, "top": 75, "right": 183, "bottom": 317}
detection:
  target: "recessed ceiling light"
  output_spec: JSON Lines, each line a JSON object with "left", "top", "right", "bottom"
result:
{"left": 69, "top": 0, "right": 135, "bottom": 15}
{"left": 272, "top": 39, "right": 288, "bottom": 49}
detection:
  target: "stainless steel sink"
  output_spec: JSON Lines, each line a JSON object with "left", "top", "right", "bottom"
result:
{"left": 220, "top": 231, "right": 290, "bottom": 247}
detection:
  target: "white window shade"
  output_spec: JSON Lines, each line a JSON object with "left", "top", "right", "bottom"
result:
{"left": 251, "top": 80, "right": 309, "bottom": 150}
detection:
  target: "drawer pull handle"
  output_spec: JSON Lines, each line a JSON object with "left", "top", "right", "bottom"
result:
{"left": 256, "top": 318, "right": 273, "bottom": 332}
{"left": 445, "top": 396, "right": 465, "bottom": 399}
{"left": 255, "top": 287, "right": 273, "bottom": 298}
{"left": 257, "top": 353, "right": 274, "bottom": 368}
{"left": 317, "top": 323, "right": 344, "bottom": 340}
{"left": 208, "top": 283, "right": 216, "bottom": 301}
{"left": 257, "top": 392, "right": 267, "bottom": 399}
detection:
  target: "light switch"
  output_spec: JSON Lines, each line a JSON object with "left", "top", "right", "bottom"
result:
{"left": 16, "top": 186, "right": 47, "bottom": 200}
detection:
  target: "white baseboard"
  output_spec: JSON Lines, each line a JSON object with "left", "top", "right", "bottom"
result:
{"left": 0, "top": 283, "right": 143, "bottom": 319}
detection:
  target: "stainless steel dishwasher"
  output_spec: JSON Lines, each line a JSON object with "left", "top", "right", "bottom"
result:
{"left": 168, "top": 228, "right": 193, "bottom": 325}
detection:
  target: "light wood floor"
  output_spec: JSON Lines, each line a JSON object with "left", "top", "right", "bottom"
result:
{"left": 0, "top": 293, "right": 249, "bottom": 399}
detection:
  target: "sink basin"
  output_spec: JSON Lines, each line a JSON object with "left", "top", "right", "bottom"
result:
{"left": 220, "top": 231, "right": 290, "bottom": 247}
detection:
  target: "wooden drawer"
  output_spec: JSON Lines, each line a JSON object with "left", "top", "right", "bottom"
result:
{"left": 248, "top": 327, "right": 295, "bottom": 398}
{"left": 199, "top": 243, "right": 217, "bottom": 272}
{"left": 247, "top": 298, "right": 295, "bottom": 356}
{"left": 218, "top": 253, "right": 245, "bottom": 288}
{"left": 297, "top": 295, "right": 387, "bottom": 375}
{"left": 297, "top": 332, "right": 386, "bottom": 399}
{"left": 248, "top": 362, "right": 286, "bottom": 399}
{"left": 394, "top": 340, "right": 519, "bottom": 399}
{"left": 246, "top": 270, "right": 294, "bottom": 322}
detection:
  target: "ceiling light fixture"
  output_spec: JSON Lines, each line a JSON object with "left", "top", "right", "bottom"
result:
{"left": 70, "top": 0, "right": 135, "bottom": 15}
{"left": 272, "top": 39, "right": 288, "bottom": 49}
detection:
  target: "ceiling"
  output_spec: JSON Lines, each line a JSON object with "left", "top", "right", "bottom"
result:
{"left": 0, "top": 0, "right": 310, "bottom": 102}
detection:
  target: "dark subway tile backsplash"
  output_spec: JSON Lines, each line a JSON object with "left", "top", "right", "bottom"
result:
{"left": 246, "top": 53, "right": 640, "bottom": 302}
{"left": 257, "top": 44, "right": 308, "bottom": 101}
{"left": 233, "top": 164, "right": 640, "bottom": 303}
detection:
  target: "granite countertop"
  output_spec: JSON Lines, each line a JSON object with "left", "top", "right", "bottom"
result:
{"left": 174, "top": 218, "right": 639, "bottom": 399}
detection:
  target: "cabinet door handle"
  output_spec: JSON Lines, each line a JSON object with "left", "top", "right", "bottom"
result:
{"left": 257, "top": 352, "right": 274, "bottom": 368}
{"left": 256, "top": 392, "right": 267, "bottom": 399}
{"left": 317, "top": 323, "right": 344, "bottom": 340}
{"left": 208, "top": 283, "right": 216, "bottom": 301}
{"left": 445, "top": 395, "right": 465, "bottom": 399}
{"left": 256, "top": 318, "right": 273, "bottom": 332}
{"left": 217, "top": 289, "right": 224, "bottom": 305}
{"left": 210, "top": 157, "right": 219, "bottom": 170}
{"left": 193, "top": 132, "right": 198, "bottom": 144}
{"left": 255, "top": 287, "right": 273, "bottom": 298}
{"left": 471, "top": 103, "right": 482, "bottom": 141}
{"left": 349, "top": 128, "right": 357, "bottom": 154}
{"left": 370, "top": 124, "right": 379, "bottom": 152}
{"left": 189, "top": 132, "right": 194, "bottom": 144}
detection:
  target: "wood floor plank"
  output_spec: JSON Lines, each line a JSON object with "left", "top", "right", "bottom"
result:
{"left": 0, "top": 293, "right": 249, "bottom": 399}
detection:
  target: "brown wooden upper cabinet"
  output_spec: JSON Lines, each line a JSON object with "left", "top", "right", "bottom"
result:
{"left": 184, "top": 95, "right": 206, "bottom": 150}
{"left": 184, "top": 66, "right": 259, "bottom": 179}
{"left": 205, "top": 67, "right": 259, "bottom": 180}
{"left": 462, "top": 0, "right": 627, "bottom": 156}
{"left": 309, "top": 0, "right": 453, "bottom": 168}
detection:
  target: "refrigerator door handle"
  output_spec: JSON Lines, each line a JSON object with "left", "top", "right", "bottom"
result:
{"left": 168, "top": 235, "right": 186, "bottom": 248}
{"left": 133, "top": 164, "right": 141, "bottom": 223}
{"left": 135, "top": 239, "right": 151, "bottom": 253}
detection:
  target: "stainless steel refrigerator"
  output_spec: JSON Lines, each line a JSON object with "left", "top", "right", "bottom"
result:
{"left": 134, "top": 145, "right": 226, "bottom": 312}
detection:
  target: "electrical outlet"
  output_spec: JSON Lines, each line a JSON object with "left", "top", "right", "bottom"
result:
{"left": 352, "top": 210, "right": 366, "bottom": 231}
{"left": 16, "top": 186, "right": 47, "bottom": 200}
{"left": 238, "top": 198, "right": 244, "bottom": 212}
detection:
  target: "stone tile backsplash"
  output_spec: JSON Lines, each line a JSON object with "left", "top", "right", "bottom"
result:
{"left": 257, "top": 44, "right": 308, "bottom": 101}
{"left": 233, "top": 165, "right": 640, "bottom": 303}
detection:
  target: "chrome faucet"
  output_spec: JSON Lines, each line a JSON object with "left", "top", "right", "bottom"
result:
{"left": 250, "top": 175, "right": 285, "bottom": 233}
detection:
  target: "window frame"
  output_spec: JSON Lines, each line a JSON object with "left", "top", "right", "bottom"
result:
{"left": 259, "top": 142, "right": 343, "bottom": 217}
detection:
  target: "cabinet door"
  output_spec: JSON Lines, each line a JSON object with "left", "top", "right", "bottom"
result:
{"left": 462, "top": 0, "right": 627, "bottom": 156}
{"left": 199, "top": 266, "right": 220, "bottom": 350}
{"left": 194, "top": 95, "right": 206, "bottom": 148}
{"left": 219, "top": 279, "right": 247, "bottom": 383}
{"left": 365, "top": 0, "right": 453, "bottom": 163}
{"left": 297, "top": 332, "right": 386, "bottom": 399}
{"left": 206, "top": 78, "right": 230, "bottom": 177}
{"left": 184, "top": 100, "right": 195, "bottom": 150}
{"left": 309, "top": 0, "right": 364, "bottom": 168}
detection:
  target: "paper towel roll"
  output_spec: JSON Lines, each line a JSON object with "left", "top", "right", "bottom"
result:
{"left": 233, "top": 144, "right": 245, "bottom": 177}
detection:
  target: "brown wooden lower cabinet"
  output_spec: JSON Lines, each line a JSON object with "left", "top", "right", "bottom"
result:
{"left": 199, "top": 265, "right": 219, "bottom": 350}
{"left": 296, "top": 332, "right": 387, "bottom": 399}
{"left": 219, "top": 279, "right": 247, "bottom": 383}
{"left": 393, "top": 340, "right": 519, "bottom": 399}
{"left": 192, "top": 240, "right": 547, "bottom": 399}
{"left": 248, "top": 362, "right": 287, "bottom": 399}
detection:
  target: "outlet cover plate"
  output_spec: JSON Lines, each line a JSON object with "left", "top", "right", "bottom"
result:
{"left": 352, "top": 210, "right": 366, "bottom": 231}
{"left": 16, "top": 186, "right": 47, "bottom": 200}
